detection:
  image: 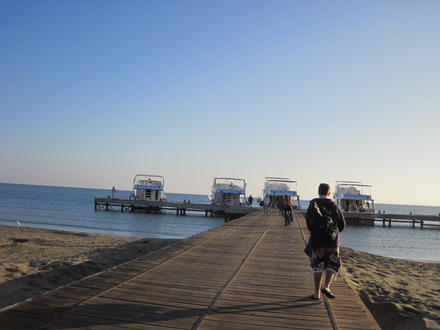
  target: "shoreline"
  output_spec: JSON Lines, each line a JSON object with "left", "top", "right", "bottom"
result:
{"left": 0, "top": 225, "right": 438, "bottom": 329}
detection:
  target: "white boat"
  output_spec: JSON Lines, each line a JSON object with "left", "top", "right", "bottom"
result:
{"left": 131, "top": 174, "right": 166, "bottom": 201}
{"left": 333, "top": 181, "right": 374, "bottom": 212}
{"left": 210, "top": 178, "right": 246, "bottom": 207}
{"left": 263, "top": 177, "right": 300, "bottom": 208}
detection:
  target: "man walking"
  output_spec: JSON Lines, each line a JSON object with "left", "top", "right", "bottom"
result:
{"left": 263, "top": 194, "right": 270, "bottom": 215}
{"left": 306, "top": 183, "right": 345, "bottom": 300}
{"left": 248, "top": 195, "right": 253, "bottom": 207}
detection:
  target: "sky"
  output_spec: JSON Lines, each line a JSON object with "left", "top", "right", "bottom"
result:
{"left": 1, "top": 0, "right": 439, "bottom": 206}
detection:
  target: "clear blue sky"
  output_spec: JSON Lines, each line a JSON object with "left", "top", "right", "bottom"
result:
{"left": 1, "top": 0, "right": 439, "bottom": 205}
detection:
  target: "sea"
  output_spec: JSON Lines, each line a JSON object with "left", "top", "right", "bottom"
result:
{"left": 0, "top": 183, "right": 439, "bottom": 263}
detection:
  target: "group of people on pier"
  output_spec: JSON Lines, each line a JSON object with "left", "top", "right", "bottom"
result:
{"left": 261, "top": 194, "right": 295, "bottom": 226}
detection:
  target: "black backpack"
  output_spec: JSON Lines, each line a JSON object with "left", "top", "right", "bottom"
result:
{"left": 310, "top": 201, "right": 337, "bottom": 240}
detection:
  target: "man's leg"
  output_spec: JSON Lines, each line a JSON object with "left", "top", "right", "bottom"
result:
{"left": 324, "top": 270, "right": 336, "bottom": 290}
{"left": 313, "top": 272, "right": 323, "bottom": 299}
{"left": 321, "top": 270, "right": 337, "bottom": 298}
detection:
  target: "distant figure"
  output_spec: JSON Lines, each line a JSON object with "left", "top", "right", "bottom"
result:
{"left": 248, "top": 195, "right": 253, "bottom": 207}
{"left": 277, "top": 196, "right": 284, "bottom": 216}
{"left": 263, "top": 194, "right": 270, "bottom": 215}
{"left": 283, "top": 195, "right": 293, "bottom": 226}
{"left": 306, "top": 183, "right": 346, "bottom": 300}
{"left": 111, "top": 186, "right": 116, "bottom": 198}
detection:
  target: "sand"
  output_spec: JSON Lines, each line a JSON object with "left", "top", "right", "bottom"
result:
{"left": 0, "top": 225, "right": 438, "bottom": 329}
{"left": 340, "top": 247, "right": 440, "bottom": 330}
{"left": 0, "top": 225, "right": 180, "bottom": 310}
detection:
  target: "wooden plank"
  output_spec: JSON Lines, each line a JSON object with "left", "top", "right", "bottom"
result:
{"left": 40, "top": 313, "right": 187, "bottom": 329}
{"left": 201, "top": 318, "right": 333, "bottom": 330}
{"left": 203, "top": 311, "right": 333, "bottom": 329}
{"left": 63, "top": 303, "right": 201, "bottom": 328}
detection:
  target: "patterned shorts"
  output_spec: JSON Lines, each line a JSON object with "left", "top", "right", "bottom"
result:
{"left": 311, "top": 248, "right": 341, "bottom": 273}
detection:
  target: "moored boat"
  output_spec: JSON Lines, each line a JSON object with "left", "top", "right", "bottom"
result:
{"left": 210, "top": 178, "right": 246, "bottom": 207}
{"left": 262, "top": 177, "right": 300, "bottom": 209}
{"left": 333, "top": 181, "right": 374, "bottom": 212}
{"left": 130, "top": 174, "right": 166, "bottom": 201}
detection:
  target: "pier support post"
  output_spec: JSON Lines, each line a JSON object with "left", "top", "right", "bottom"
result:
{"left": 121, "top": 204, "right": 124, "bottom": 212}
{"left": 94, "top": 202, "right": 97, "bottom": 210}
{"left": 382, "top": 218, "right": 386, "bottom": 227}
{"left": 421, "top": 220, "right": 424, "bottom": 229}
{"left": 176, "top": 208, "right": 180, "bottom": 216}
{"left": 105, "top": 203, "right": 109, "bottom": 211}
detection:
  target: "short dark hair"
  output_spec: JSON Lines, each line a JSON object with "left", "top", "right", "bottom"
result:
{"left": 318, "top": 183, "right": 331, "bottom": 196}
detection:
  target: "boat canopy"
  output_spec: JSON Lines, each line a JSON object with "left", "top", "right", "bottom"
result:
{"left": 333, "top": 181, "right": 373, "bottom": 201}
{"left": 133, "top": 174, "right": 165, "bottom": 191}
{"left": 263, "top": 177, "right": 298, "bottom": 196}
{"left": 211, "top": 177, "right": 246, "bottom": 194}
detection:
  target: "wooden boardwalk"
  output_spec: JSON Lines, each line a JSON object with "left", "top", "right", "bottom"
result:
{"left": 0, "top": 210, "right": 379, "bottom": 329}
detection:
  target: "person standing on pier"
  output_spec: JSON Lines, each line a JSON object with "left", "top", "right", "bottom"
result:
{"left": 306, "top": 183, "right": 345, "bottom": 300}
{"left": 283, "top": 195, "right": 293, "bottom": 226}
{"left": 248, "top": 195, "right": 253, "bottom": 207}
{"left": 263, "top": 194, "right": 270, "bottom": 215}
{"left": 277, "top": 196, "right": 284, "bottom": 216}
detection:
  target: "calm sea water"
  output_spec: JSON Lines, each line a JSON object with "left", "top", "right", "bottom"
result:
{"left": 0, "top": 183, "right": 438, "bottom": 262}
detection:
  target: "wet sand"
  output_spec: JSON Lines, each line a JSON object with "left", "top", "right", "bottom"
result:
{"left": 0, "top": 225, "right": 438, "bottom": 329}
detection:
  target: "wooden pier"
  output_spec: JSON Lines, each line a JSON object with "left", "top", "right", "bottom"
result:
{"left": 300, "top": 210, "right": 440, "bottom": 228}
{"left": 0, "top": 210, "right": 379, "bottom": 329}
{"left": 94, "top": 198, "right": 258, "bottom": 221}
{"left": 343, "top": 212, "right": 440, "bottom": 228}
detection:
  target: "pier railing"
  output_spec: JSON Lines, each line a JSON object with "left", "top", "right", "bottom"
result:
{"left": 344, "top": 212, "right": 440, "bottom": 228}
{"left": 300, "top": 210, "right": 440, "bottom": 228}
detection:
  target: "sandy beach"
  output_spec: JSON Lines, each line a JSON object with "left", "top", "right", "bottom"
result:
{"left": 340, "top": 247, "right": 440, "bottom": 329}
{"left": 0, "top": 225, "right": 439, "bottom": 329}
{"left": 0, "top": 225, "right": 180, "bottom": 310}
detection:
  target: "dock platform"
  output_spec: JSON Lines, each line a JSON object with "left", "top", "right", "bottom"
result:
{"left": 342, "top": 212, "right": 440, "bottom": 228}
{"left": 300, "top": 210, "right": 440, "bottom": 228}
{"left": 94, "top": 198, "right": 258, "bottom": 221}
{"left": 0, "top": 210, "right": 379, "bottom": 329}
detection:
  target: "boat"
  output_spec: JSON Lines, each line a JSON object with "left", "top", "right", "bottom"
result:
{"left": 262, "top": 177, "right": 300, "bottom": 209}
{"left": 333, "top": 181, "right": 374, "bottom": 212}
{"left": 210, "top": 178, "right": 246, "bottom": 207}
{"left": 130, "top": 174, "right": 166, "bottom": 201}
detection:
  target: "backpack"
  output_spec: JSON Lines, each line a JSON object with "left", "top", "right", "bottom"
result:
{"left": 309, "top": 201, "right": 337, "bottom": 240}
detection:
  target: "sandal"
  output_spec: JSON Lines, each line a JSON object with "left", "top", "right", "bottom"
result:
{"left": 310, "top": 294, "right": 320, "bottom": 300}
{"left": 321, "top": 288, "right": 336, "bottom": 299}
